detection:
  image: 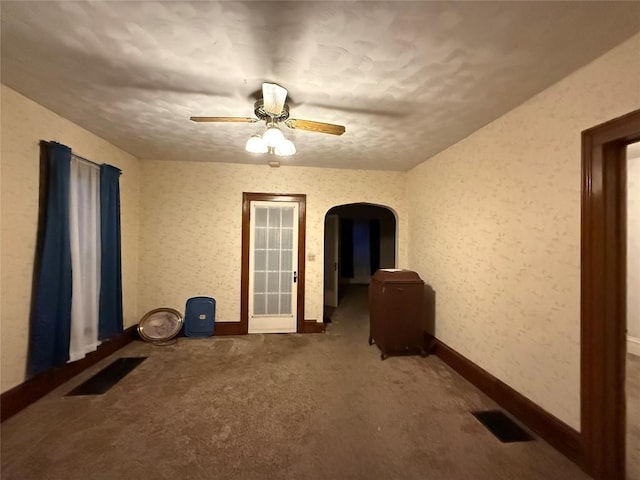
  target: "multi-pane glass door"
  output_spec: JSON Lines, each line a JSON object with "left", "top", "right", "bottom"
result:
{"left": 248, "top": 201, "right": 298, "bottom": 333}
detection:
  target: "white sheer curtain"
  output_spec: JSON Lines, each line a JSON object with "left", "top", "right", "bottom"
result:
{"left": 68, "top": 155, "right": 101, "bottom": 361}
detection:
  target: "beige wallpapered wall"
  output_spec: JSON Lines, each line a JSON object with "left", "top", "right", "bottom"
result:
{"left": 138, "top": 161, "right": 407, "bottom": 324}
{"left": 406, "top": 33, "right": 640, "bottom": 430}
{"left": 0, "top": 85, "right": 141, "bottom": 393}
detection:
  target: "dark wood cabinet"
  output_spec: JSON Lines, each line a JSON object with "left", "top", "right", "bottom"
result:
{"left": 368, "top": 269, "right": 427, "bottom": 360}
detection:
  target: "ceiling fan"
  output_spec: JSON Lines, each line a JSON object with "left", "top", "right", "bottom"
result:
{"left": 190, "top": 83, "right": 346, "bottom": 156}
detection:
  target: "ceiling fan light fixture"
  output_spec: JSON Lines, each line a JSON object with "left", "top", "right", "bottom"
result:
{"left": 275, "top": 139, "right": 296, "bottom": 156}
{"left": 245, "top": 134, "right": 268, "bottom": 154}
{"left": 192, "top": 82, "right": 343, "bottom": 157}
{"left": 263, "top": 125, "right": 285, "bottom": 148}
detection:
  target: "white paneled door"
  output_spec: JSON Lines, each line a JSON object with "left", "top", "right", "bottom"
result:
{"left": 248, "top": 201, "right": 298, "bottom": 333}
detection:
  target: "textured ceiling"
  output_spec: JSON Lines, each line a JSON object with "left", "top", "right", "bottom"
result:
{"left": 2, "top": 1, "right": 639, "bottom": 171}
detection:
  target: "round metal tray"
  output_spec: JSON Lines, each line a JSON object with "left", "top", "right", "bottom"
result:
{"left": 137, "top": 307, "right": 184, "bottom": 343}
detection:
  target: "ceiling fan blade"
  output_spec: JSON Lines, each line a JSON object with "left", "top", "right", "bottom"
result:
{"left": 262, "top": 83, "right": 288, "bottom": 116}
{"left": 190, "top": 116, "right": 257, "bottom": 123}
{"left": 285, "top": 119, "right": 346, "bottom": 136}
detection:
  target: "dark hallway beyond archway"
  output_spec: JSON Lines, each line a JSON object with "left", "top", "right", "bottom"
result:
{"left": 323, "top": 203, "right": 396, "bottom": 322}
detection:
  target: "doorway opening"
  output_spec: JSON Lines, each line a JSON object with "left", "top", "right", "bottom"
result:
{"left": 323, "top": 203, "right": 397, "bottom": 322}
{"left": 625, "top": 141, "right": 640, "bottom": 480}
{"left": 581, "top": 109, "right": 640, "bottom": 480}
{"left": 241, "top": 192, "right": 306, "bottom": 334}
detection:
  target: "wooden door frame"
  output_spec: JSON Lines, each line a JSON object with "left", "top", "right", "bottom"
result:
{"left": 241, "top": 192, "right": 306, "bottom": 334}
{"left": 323, "top": 214, "right": 339, "bottom": 308}
{"left": 581, "top": 109, "right": 640, "bottom": 479}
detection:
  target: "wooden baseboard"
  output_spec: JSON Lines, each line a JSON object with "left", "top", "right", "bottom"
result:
{"left": 212, "top": 320, "right": 324, "bottom": 335}
{"left": 303, "top": 319, "right": 325, "bottom": 333}
{"left": 1, "top": 325, "right": 138, "bottom": 422}
{"left": 214, "top": 322, "right": 243, "bottom": 336}
{"left": 433, "top": 339, "right": 581, "bottom": 465}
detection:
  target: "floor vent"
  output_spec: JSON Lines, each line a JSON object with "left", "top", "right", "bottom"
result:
{"left": 471, "top": 410, "right": 534, "bottom": 443}
{"left": 66, "top": 357, "right": 147, "bottom": 396}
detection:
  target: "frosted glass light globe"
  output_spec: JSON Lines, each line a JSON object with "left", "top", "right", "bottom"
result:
{"left": 275, "top": 139, "right": 296, "bottom": 156}
{"left": 263, "top": 126, "right": 285, "bottom": 148}
{"left": 245, "top": 135, "right": 268, "bottom": 153}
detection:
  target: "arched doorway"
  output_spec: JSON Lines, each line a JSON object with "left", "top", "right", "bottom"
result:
{"left": 323, "top": 203, "right": 397, "bottom": 321}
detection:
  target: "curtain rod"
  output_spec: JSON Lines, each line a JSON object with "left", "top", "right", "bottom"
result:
{"left": 43, "top": 141, "right": 122, "bottom": 174}
{"left": 73, "top": 153, "right": 122, "bottom": 174}
{"left": 72, "top": 154, "right": 101, "bottom": 169}
{"left": 43, "top": 141, "right": 102, "bottom": 168}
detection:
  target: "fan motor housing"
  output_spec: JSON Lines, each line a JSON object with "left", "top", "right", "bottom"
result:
{"left": 254, "top": 100, "right": 290, "bottom": 123}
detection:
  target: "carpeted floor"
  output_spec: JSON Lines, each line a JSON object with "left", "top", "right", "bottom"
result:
{"left": 1, "top": 286, "right": 590, "bottom": 480}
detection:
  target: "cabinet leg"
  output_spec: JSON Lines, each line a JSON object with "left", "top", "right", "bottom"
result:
{"left": 368, "top": 337, "right": 373, "bottom": 346}
{"left": 380, "top": 353, "right": 387, "bottom": 361}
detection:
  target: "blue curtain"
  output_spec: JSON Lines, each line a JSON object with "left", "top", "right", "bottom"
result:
{"left": 29, "top": 142, "right": 73, "bottom": 375}
{"left": 98, "top": 164, "right": 123, "bottom": 340}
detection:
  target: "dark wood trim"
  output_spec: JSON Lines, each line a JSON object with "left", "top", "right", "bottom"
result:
{"left": 214, "top": 322, "right": 243, "bottom": 336}
{"left": 433, "top": 339, "right": 581, "bottom": 464}
{"left": 241, "top": 194, "right": 251, "bottom": 334}
{"left": 36, "top": 141, "right": 50, "bottom": 273}
{"left": 303, "top": 319, "right": 325, "bottom": 333}
{"left": 1, "top": 325, "right": 138, "bottom": 422}
{"left": 297, "top": 199, "right": 307, "bottom": 334}
{"left": 241, "top": 193, "right": 307, "bottom": 334}
{"left": 581, "top": 109, "right": 640, "bottom": 479}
